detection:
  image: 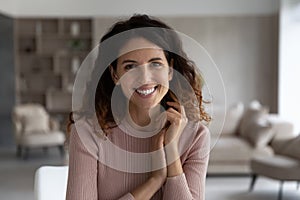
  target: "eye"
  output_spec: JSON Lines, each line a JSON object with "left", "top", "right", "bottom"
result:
{"left": 124, "top": 64, "right": 137, "bottom": 71}
{"left": 150, "top": 62, "right": 164, "bottom": 68}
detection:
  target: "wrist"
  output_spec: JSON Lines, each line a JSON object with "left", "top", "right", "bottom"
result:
{"left": 164, "top": 142, "right": 179, "bottom": 163}
{"left": 164, "top": 144, "right": 183, "bottom": 177}
{"left": 131, "top": 175, "right": 165, "bottom": 200}
{"left": 149, "top": 175, "right": 165, "bottom": 187}
{"left": 167, "top": 159, "right": 183, "bottom": 177}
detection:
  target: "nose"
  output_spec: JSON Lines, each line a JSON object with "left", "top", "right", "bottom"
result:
{"left": 136, "top": 64, "right": 152, "bottom": 84}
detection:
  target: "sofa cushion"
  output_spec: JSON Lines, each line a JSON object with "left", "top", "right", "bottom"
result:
{"left": 209, "top": 103, "right": 244, "bottom": 137}
{"left": 209, "top": 136, "right": 273, "bottom": 162}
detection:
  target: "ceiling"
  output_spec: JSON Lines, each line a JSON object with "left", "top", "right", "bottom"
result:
{"left": 0, "top": 0, "right": 279, "bottom": 17}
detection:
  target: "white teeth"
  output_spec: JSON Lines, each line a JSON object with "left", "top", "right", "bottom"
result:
{"left": 136, "top": 87, "right": 155, "bottom": 95}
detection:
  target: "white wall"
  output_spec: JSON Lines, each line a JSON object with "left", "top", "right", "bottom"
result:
{"left": 0, "top": 0, "right": 279, "bottom": 17}
{"left": 279, "top": 0, "right": 300, "bottom": 134}
{"left": 0, "top": 0, "right": 16, "bottom": 17}
{"left": 94, "top": 16, "right": 279, "bottom": 110}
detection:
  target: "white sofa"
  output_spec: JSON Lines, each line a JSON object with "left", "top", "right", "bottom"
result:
{"left": 207, "top": 102, "right": 295, "bottom": 175}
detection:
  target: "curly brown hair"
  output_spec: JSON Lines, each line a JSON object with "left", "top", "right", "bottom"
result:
{"left": 67, "top": 14, "right": 211, "bottom": 135}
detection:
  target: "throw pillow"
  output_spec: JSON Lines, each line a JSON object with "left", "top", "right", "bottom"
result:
{"left": 238, "top": 101, "right": 275, "bottom": 147}
{"left": 208, "top": 102, "right": 244, "bottom": 137}
{"left": 243, "top": 119, "right": 274, "bottom": 148}
{"left": 239, "top": 101, "right": 269, "bottom": 138}
{"left": 21, "top": 112, "right": 50, "bottom": 134}
{"left": 15, "top": 104, "right": 50, "bottom": 134}
{"left": 222, "top": 102, "right": 244, "bottom": 136}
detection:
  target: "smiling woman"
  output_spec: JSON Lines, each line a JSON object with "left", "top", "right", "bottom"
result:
{"left": 112, "top": 41, "right": 172, "bottom": 121}
{"left": 66, "top": 14, "right": 211, "bottom": 200}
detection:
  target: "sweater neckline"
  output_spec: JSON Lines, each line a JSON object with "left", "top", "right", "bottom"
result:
{"left": 117, "top": 114, "right": 167, "bottom": 138}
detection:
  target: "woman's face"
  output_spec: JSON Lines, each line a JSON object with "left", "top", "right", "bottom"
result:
{"left": 111, "top": 37, "right": 173, "bottom": 110}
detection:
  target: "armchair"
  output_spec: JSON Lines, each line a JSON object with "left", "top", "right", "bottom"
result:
{"left": 249, "top": 135, "right": 300, "bottom": 200}
{"left": 12, "top": 103, "right": 66, "bottom": 159}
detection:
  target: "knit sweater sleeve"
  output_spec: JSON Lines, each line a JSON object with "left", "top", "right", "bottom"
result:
{"left": 66, "top": 125, "right": 135, "bottom": 200}
{"left": 162, "top": 125, "right": 210, "bottom": 200}
{"left": 66, "top": 125, "right": 98, "bottom": 200}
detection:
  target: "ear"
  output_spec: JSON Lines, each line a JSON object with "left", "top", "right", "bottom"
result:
{"left": 168, "top": 59, "right": 174, "bottom": 81}
{"left": 109, "top": 65, "right": 120, "bottom": 85}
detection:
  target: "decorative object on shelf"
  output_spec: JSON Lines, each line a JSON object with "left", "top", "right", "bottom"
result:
{"left": 20, "top": 78, "right": 28, "bottom": 91}
{"left": 35, "top": 21, "right": 42, "bottom": 35}
{"left": 67, "top": 84, "right": 73, "bottom": 93}
{"left": 69, "top": 39, "right": 84, "bottom": 51}
{"left": 23, "top": 40, "right": 36, "bottom": 53}
{"left": 70, "top": 21, "right": 80, "bottom": 36}
{"left": 71, "top": 57, "right": 80, "bottom": 74}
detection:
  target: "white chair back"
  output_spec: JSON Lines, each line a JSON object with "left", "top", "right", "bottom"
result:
{"left": 34, "top": 166, "right": 69, "bottom": 200}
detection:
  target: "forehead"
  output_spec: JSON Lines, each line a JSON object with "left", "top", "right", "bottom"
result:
{"left": 118, "top": 37, "right": 165, "bottom": 61}
{"left": 118, "top": 48, "right": 166, "bottom": 63}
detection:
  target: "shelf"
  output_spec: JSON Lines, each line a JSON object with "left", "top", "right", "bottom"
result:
{"left": 61, "top": 18, "right": 92, "bottom": 35}
{"left": 17, "top": 37, "right": 36, "bottom": 53}
{"left": 39, "top": 33, "right": 92, "bottom": 39}
{"left": 19, "top": 93, "right": 46, "bottom": 105}
{"left": 16, "top": 18, "right": 59, "bottom": 35}
{"left": 38, "top": 37, "right": 91, "bottom": 54}
{"left": 46, "top": 90, "right": 72, "bottom": 112}
{"left": 14, "top": 17, "right": 93, "bottom": 115}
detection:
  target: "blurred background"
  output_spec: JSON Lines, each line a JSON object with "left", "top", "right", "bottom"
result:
{"left": 0, "top": 0, "right": 300, "bottom": 199}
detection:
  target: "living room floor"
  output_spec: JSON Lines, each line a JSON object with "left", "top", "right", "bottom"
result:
{"left": 0, "top": 147, "right": 299, "bottom": 200}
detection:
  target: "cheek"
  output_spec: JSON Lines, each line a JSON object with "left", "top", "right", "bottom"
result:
{"left": 118, "top": 73, "right": 135, "bottom": 99}
{"left": 153, "top": 69, "right": 170, "bottom": 88}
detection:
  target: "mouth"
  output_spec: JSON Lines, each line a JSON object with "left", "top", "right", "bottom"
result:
{"left": 135, "top": 86, "right": 158, "bottom": 97}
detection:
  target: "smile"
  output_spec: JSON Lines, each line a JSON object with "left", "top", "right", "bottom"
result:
{"left": 135, "top": 86, "right": 157, "bottom": 96}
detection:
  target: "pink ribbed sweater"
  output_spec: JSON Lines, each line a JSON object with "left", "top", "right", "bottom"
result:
{"left": 66, "top": 119, "right": 210, "bottom": 200}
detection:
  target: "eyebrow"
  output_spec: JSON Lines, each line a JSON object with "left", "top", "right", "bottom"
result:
{"left": 148, "top": 57, "right": 163, "bottom": 62}
{"left": 121, "top": 57, "right": 163, "bottom": 65}
{"left": 122, "top": 59, "right": 137, "bottom": 64}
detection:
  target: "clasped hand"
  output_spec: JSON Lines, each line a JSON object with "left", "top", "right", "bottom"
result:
{"left": 151, "top": 101, "right": 188, "bottom": 182}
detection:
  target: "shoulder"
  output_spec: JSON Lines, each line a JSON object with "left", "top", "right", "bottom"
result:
{"left": 180, "top": 121, "right": 210, "bottom": 159}
{"left": 192, "top": 122, "right": 210, "bottom": 149}
{"left": 184, "top": 121, "right": 210, "bottom": 143}
{"left": 69, "top": 118, "right": 104, "bottom": 159}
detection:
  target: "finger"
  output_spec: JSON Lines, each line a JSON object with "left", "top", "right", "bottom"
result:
{"left": 166, "top": 102, "right": 187, "bottom": 119}
{"left": 166, "top": 101, "right": 181, "bottom": 112}
{"left": 166, "top": 107, "right": 186, "bottom": 122}
{"left": 167, "top": 107, "right": 181, "bottom": 116}
{"left": 168, "top": 106, "right": 187, "bottom": 122}
{"left": 166, "top": 111, "right": 181, "bottom": 125}
{"left": 180, "top": 105, "right": 186, "bottom": 118}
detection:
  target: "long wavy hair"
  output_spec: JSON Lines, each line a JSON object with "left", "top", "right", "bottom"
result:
{"left": 67, "top": 14, "right": 211, "bottom": 135}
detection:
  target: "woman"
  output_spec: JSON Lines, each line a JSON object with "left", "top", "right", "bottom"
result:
{"left": 66, "top": 14, "right": 211, "bottom": 200}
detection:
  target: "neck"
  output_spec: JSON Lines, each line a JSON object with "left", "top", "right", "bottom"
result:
{"left": 127, "top": 103, "right": 161, "bottom": 127}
